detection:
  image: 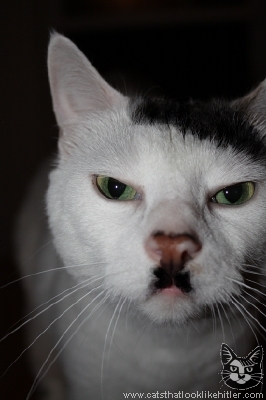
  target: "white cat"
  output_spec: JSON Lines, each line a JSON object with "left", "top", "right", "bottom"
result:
{"left": 16, "top": 34, "right": 266, "bottom": 399}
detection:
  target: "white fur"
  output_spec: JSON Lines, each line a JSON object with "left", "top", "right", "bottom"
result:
{"left": 16, "top": 34, "right": 266, "bottom": 399}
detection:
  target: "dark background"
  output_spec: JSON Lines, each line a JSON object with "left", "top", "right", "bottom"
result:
{"left": 1, "top": 0, "right": 266, "bottom": 398}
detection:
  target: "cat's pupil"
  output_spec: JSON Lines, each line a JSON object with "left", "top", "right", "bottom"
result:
{"left": 108, "top": 178, "right": 126, "bottom": 199}
{"left": 223, "top": 184, "right": 242, "bottom": 204}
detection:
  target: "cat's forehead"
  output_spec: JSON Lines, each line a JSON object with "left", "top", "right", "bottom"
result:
{"left": 129, "top": 96, "right": 266, "bottom": 163}
{"left": 231, "top": 358, "right": 256, "bottom": 367}
{"left": 125, "top": 98, "right": 266, "bottom": 186}
{"left": 128, "top": 125, "right": 262, "bottom": 192}
{"left": 73, "top": 102, "right": 266, "bottom": 190}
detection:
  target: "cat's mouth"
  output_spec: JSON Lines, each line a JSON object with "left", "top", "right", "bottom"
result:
{"left": 152, "top": 266, "right": 192, "bottom": 296}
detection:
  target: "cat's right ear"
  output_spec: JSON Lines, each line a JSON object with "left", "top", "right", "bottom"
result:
{"left": 48, "top": 33, "right": 126, "bottom": 128}
{"left": 232, "top": 79, "right": 266, "bottom": 129}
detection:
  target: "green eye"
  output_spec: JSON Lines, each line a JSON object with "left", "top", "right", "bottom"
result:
{"left": 96, "top": 176, "right": 139, "bottom": 201}
{"left": 212, "top": 182, "right": 255, "bottom": 205}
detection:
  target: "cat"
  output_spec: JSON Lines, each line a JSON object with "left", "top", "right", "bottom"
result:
{"left": 220, "top": 344, "right": 263, "bottom": 390}
{"left": 14, "top": 33, "right": 266, "bottom": 400}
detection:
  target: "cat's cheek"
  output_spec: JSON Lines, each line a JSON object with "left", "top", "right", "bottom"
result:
{"left": 189, "top": 251, "right": 243, "bottom": 302}
{"left": 210, "top": 203, "right": 266, "bottom": 259}
{"left": 102, "top": 248, "right": 151, "bottom": 301}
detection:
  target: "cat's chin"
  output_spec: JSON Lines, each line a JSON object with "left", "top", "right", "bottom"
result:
{"left": 139, "top": 289, "right": 199, "bottom": 325}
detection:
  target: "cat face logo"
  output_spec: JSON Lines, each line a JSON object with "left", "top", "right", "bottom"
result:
{"left": 220, "top": 344, "right": 263, "bottom": 390}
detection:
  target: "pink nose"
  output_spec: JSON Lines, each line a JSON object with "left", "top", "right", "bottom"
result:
{"left": 146, "top": 232, "right": 201, "bottom": 268}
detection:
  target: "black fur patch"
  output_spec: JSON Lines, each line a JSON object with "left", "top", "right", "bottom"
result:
{"left": 153, "top": 267, "right": 192, "bottom": 293}
{"left": 130, "top": 97, "right": 266, "bottom": 162}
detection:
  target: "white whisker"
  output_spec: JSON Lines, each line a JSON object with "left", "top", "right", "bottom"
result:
{"left": 243, "top": 270, "right": 266, "bottom": 277}
{"left": 107, "top": 297, "right": 127, "bottom": 370}
{"left": 24, "top": 239, "right": 54, "bottom": 263}
{"left": 1, "top": 261, "right": 106, "bottom": 288}
{"left": 216, "top": 303, "right": 225, "bottom": 342}
{"left": 209, "top": 304, "right": 217, "bottom": 337}
{"left": 241, "top": 287, "right": 266, "bottom": 310}
{"left": 1, "top": 275, "right": 103, "bottom": 342}
{"left": 228, "top": 299, "right": 246, "bottom": 337}
{"left": 133, "top": 322, "right": 147, "bottom": 352}
{"left": 26, "top": 289, "right": 107, "bottom": 400}
{"left": 219, "top": 302, "right": 236, "bottom": 349}
{"left": 101, "top": 295, "right": 123, "bottom": 400}
{"left": 239, "top": 293, "right": 266, "bottom": 321}
{"left": 245, "top": 278, "right": 266, "bottom": 289}
{"left": 225, "top": 277, "right": 266, "bottom": 298}
{"left": 230, "top": 296, "right": 259, "bottom": 345}
{"left": 125, "top": 299, "right": 132, "bottom": 332}
{"left": 241, "top": 263, "right": 264, "bottom": 271}
{"left": 1, "top": 282, "right": 104, "bottom": 379}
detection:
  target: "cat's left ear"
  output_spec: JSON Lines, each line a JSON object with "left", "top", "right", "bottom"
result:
{"left": 221, "top": 344, "right": 236, "bottom": 365}
{"left": 48, "top": 33, "right": 126, "bottom": 127}
{"left": 232, "top": 79, "right": 266, "bottom": 129}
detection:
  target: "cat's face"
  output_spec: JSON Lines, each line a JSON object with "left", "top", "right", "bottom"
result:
{"left": 47, "top": 34, "right": 266, "bottom": 325}
{"left": 221, "top": 344, "right": 263, "bottom": 390}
